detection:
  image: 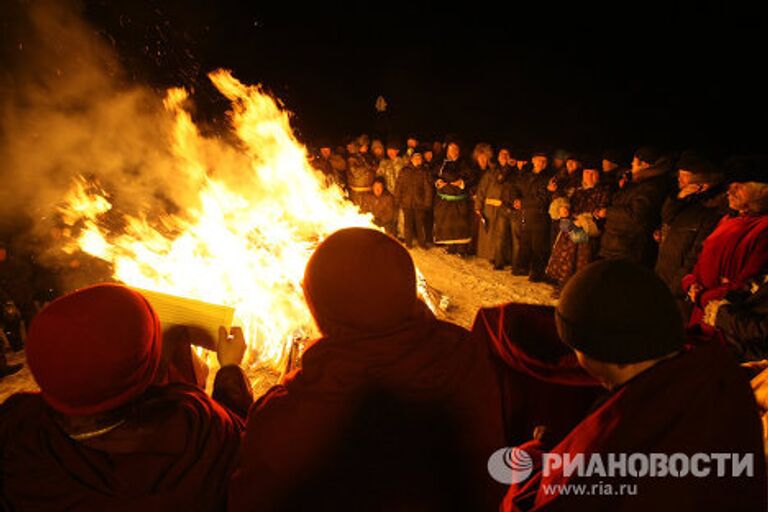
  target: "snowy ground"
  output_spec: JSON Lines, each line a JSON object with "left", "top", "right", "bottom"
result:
{"left": 411, "top": 246, "right": 556, "bottom": 328}
{"left": 0, "top": 248, "right": 556, "bottom": 403}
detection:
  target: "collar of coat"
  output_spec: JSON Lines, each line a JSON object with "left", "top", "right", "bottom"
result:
{"left": 632, "top": 157, "right": 673, "bottom": 183}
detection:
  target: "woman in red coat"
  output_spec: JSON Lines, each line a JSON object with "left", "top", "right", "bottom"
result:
{"left": 683, "top": 156, "right": 768, "bottom": 335}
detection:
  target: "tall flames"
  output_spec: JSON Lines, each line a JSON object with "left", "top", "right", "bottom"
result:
{"left": 59, "top": 70, "right": 373, "bottom": 368}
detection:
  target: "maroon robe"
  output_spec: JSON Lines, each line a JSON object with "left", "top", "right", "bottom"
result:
{"left": 0, "top": 369, "right": 249, "bottom": 512}
{"left": 229, "top": 302, "right": 507, "bottom": 511}
{"left": 502, "top": 344, "right": 767, "bottom": 511}
{"left": 470, "top": 303, "right": 603, "bottom": 446}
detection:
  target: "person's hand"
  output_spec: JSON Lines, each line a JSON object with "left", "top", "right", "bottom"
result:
{"left": 451, "top": 179, "right": 465, "bottom": 189}
{"left": 595, "top": 207, "right": 607, "bottom": 219}
{"left": 687, "top": 283, "right": 703, "bottom": 303}
{"left": 513, "top": 199, "right": 522, "bottom": 210}
{"left": 547, "top": 178, "right": 557, "bottom": 192}
{"left": 436, "top": 179, "right": 446, "bottom": 188}
{"left": 558, "top": 205, "right": 570, "bottom": 219}
{"left": 678, "top": 184, "right": 701, "bottom": 199}
{"left": 217, "top": 326, "right": 246, "bottom": 367}
{"left": 653, "top": 229, "right": 662, "bottom": 243}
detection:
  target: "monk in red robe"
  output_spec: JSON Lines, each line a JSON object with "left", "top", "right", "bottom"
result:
{"left": 503, "top": 260, "right": 767, "bottom": 511}
{"left": 0, "top": 284, "right": 252, "bottom": 511}
{"left": 229, "top": 228, "right": 507, "bottom": 511}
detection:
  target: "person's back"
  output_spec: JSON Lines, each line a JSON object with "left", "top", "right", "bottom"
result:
{"left": 502, "top": 260, "right": 767, "bottom": 511}
{"left": 230, "top": 228, "right": 506, "bottom": 511}
{"left": 600, "top": 148, "right": 671, "bottom": 266}
{"left": 1, "top": 384, "right": 243, "bottom": 511}
{"left": 0, "top": 284, "right": 250, "bottom": 511}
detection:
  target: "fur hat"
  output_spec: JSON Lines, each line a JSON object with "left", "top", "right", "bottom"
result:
{"left": 549, "top": 197, "right": 571, "bottom": 220}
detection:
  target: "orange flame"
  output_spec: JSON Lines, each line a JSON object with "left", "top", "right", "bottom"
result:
{"left": 59, "top": 70, "right": 373, "bottom": 368}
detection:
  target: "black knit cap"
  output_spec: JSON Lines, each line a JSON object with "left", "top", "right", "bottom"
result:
{"left": 555, "top": 259, "right": 684, "bottom": 364}
{"left": 676, "top": 150, "right": 720, "bottom": 176}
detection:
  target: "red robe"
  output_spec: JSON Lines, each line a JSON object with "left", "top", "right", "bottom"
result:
{"left": 0, "top": 371, "right": 248, "bottom": 512}
{"left": 470, "top": 304, "right": 603, "bottom": 448}
{"left": 682, "top": 213, "right": 768, "bottom": 331}
{"left": 229, "top": 303, "right": 507, "bottom": 511}
{"left": 502, "top": 344, "right": 767, "bottom": 511}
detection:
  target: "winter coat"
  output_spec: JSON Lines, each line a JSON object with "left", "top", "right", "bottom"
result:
{"left": 312, "top": 156, "right": 346, "bottom": 190}
{"left": 715, "top": 277, "right": 768, "bottom": 362}
{"left": 517, "top": 168, "right": 555, "bottom": 229}
{"left": 599, "top": 160, "right": 672, "bottom": 266}
{"left": 395, "top": 164, "right": 433, "bottom": 210}
{"left": 475, "top": 166, "right": 513, "bottom": 259}
{"left": 377, "top": 156, "right": 407, "bottom": 194}
{"left": 346, "top": 154, "right": 374, "bottom": 190}
{"left": 360, "top": 190, "right": 397, "bottom": 228}
{"left": 433, "top": 159, "right": 473, "bottom": 244}
{"left": 468, "top": 163, "right": 490, "bottom": 195}
{"left": 601, "top": 167, "right": 628, "bottom": 193}
{"left": 655, "top": 187, "right": 729, "bottom": 300}
{"left": 546, "top": 184, "right": 612, "bottom": 286}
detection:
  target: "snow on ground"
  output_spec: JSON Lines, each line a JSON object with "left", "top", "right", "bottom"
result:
{"left": 411, "top": 246, "right": 556, "bottom": 328}
{"left": 0, "top": 350, "right": 34, "bottom": 403}
{"left": 0, "top": 249, "right": 556, "bottom": 403}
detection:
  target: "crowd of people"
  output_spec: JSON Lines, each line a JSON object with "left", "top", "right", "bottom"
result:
{"left": 311, "top": 135, "right": 768, "bottom": 340}
{"left": 1, "top": 132, "right": 768, "bottom": 510}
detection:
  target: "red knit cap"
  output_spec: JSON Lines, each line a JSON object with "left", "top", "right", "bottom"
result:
{"left": 26, "top": 283, "right": 162, "bottom": 416}
{"left": 303, "top": 228, "right": 417, "bottom": 336}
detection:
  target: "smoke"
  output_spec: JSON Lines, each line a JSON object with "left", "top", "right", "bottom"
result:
{"left": 0, "top": 0, "right": 213, "bottom": 244}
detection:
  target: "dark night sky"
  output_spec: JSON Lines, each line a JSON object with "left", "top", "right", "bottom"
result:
{"left": 17, "top": 1, "right": 768, "bottom": 158}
